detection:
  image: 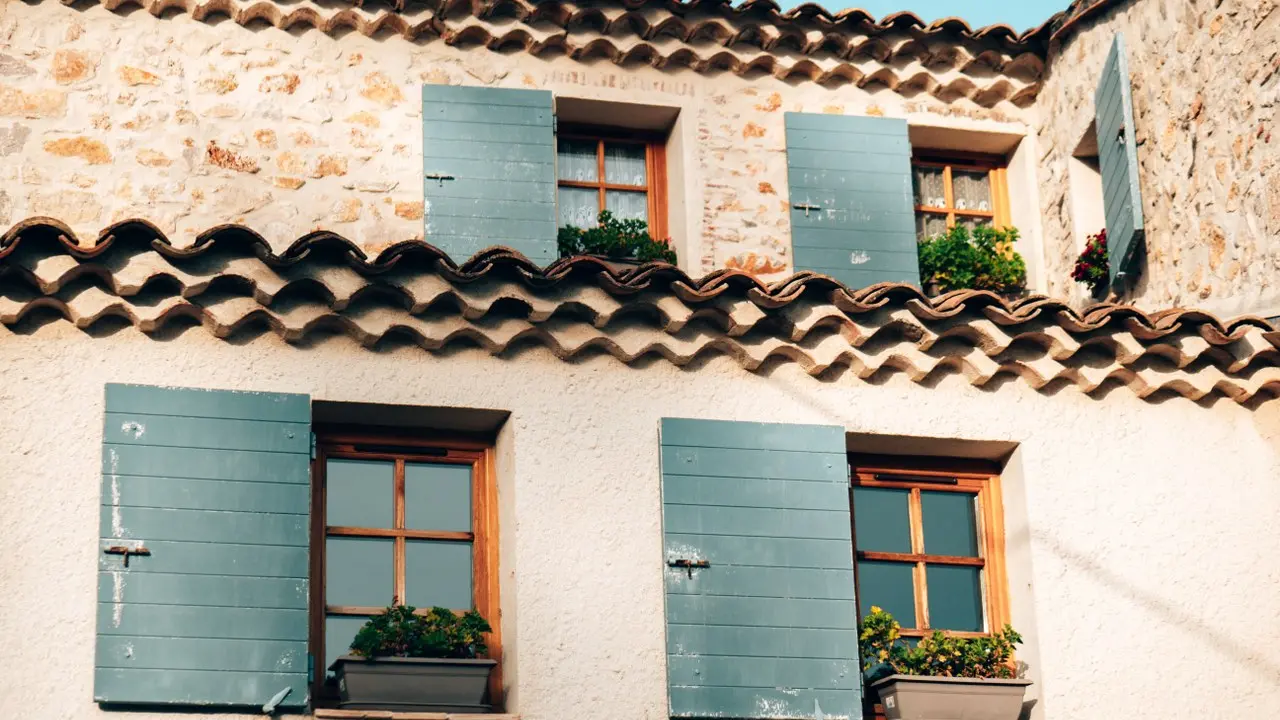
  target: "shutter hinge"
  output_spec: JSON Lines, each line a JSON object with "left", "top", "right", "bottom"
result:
{"left": 310, "top": 432, "right": 317, "bottom": 460}
{"left": 552, "top": 113, "right": 558, "bottom": 134}
{"left": 307, "top": 653, "right": 315, "bottom": 684}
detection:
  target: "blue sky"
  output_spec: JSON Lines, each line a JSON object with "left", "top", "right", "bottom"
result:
{"left": 786, "top": 0, "right": 1071, "bottom": 34}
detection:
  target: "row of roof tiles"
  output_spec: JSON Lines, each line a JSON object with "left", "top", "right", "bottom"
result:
{"left": 2, "top": 217, "right": 1276, "bottom": 405}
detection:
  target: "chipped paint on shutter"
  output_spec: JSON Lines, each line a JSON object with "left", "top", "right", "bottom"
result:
{"left": 784, "top": 113, "right": 920, "bottom": 289}
{"left": 422, "top": 85, "right": 558, "bottom": 266}
{"left": 95, "top": 384, "right": 311, "bottom": 708}
{"left": 660, "top": 418, "right": 859, "bottom": 719}
{"left": 1095, "top": 33, "right": 1145, "bottom": 289}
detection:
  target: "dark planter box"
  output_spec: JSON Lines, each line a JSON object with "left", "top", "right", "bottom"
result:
{"left": 871, "top": 674, "right": 1032, "bottom": 720}
{"left": 330, "top": 655, "right": 496, "bottom": 713}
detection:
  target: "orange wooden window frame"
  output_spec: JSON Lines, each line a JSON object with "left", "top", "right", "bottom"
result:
{"left": 310, "top": 430, "right": 502, "bottom": 709}
{"left": 556, "top": 129, "right": 669, "bottom": 240}
{"left": 912, "top": 153, "right": 1012, "bottom": 233}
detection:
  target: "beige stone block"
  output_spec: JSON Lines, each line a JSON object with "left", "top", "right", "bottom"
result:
{"left": 259, "top": 73, "right": 299, "bottom": 94}
{"left": 395, "top": 201, "right": 423, "bottom": 220}
{"left": 28, "top": 189, "right": 102, "bottom": 223}
{"left": 136, "top": 149, "right": 172, "bottom": 167}
{"left": 345, "top": 111, "right": 381, "bottom": 128}
{"left": 44, "top": 136, "right": 112, "bottom": 165}
{"left": 52, "top": 49, "right": 94, "bottom": 85}
{"left": 274, "top": 176, "right": 306, "bottom": 190}
{"left": 199, "top": 69, "right": 239, "bottom": 95}
{"left": 360, "top": 71, "right": 403, "bottom": 108}
{"left": 206, "top": 141, "right": 259, "bottom": 173}
{"left": 312, "top": 155, "right": 348, "bottom": 178}
{"left": 332, "top": 197, "right": 362, "bottom": 223}
{"left": 118, "top": 66, "right": 160, "bottom": 86}
{"left": 0, "top": 85, "right": 66, "bottom": 119}
{"left": 254, "top": 129, "right": 277, "bottom": 149}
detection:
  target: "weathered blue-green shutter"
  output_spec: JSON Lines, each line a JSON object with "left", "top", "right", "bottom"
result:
{"left": 660, "top": 418, "right": 859, "bottom": 719}
{"left": 784, "top": 113, "right": 920, "bottom": 288}
{"left": 422, "top": 85, "right": 557, "bottom": 265}
{"left": 96, "top": 384, "right": 311, "bottom": 708}
{"left": 1096, "top": 33, "right": 1145, "bottom": 289}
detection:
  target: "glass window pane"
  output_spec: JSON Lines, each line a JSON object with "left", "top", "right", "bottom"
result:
{"left": 557, "top": 139, "right": 597, "bottom": 182}
{"left": 956, "top": 216, "right": 992, "bottom": 233}
{"left": 925, "top": 565, "right": 984, "bottom": 632}
{"left": 326, "top": 537, "right": 394, "bottom": 607}
{"left": 952, "top": 169, "right": 992, "bottom": 212}
{"left": 325, "top": 614, "right": 370, "bottom": 673}
{"left": 604, "top": 143, "right": 646, "bottom": 186}
{"left": 920, "top": 491, "right": 978, "bottom": 557}
{"left": 405, "top": 462, "right": 472, "bottom": 532}
{"left": 558, "top": 186, "right": 598, "bottom": 228}
{"left": 405, "top": 540, "right": 473, "bottom": 610}
{"left": 857, "top": 560, "right": 917, "bottom": 629}
{"left": 326, "top": 459, "right": 393, "bottom": 529}
{"left": 912, "top": 166, "right": 946, "bottom": 208}
{"left": 605, "top": 190, "right": 648, "bottom": 223}
{"left": 915, "top": 212, "right": 949, "bottom": 241}
{"left": 852, "top": 487, "right": 912, "bottom": 553}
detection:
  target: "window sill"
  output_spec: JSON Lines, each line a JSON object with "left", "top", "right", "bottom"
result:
{"left": 314, "top": 711, "right": 516, "bottom": 720}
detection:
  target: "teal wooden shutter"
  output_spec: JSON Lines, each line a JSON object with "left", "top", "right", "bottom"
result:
{"left": 1096, "top": 33, "right": 1145, "bottom": 288}
{"left": 96, "top": 384, "right": 311, "bottom": 708}
{"left": 422, "top": 85, "right": 557, "bottom": 265}
{"left": 784, "top": 113, "right": 920, "bottom": 288}
{"left": 660, "top": 418, "right": 859, "bottom": 719}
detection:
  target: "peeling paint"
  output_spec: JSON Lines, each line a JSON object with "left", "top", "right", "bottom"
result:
{"left": 111, "top": 571, "right": 125, "bottom": 628}
{"left": 120, "top": 420, "right": 145, "bottom": 438}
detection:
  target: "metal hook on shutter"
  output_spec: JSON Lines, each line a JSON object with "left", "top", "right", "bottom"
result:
{"left": 262, "top": 686, "right": 292, "bottom": 714}
{"left": 1117, "top": 123, "right": 1127, "bottom": 146}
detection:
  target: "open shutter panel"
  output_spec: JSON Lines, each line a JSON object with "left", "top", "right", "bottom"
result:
{"left": 422, "top": 85, "right": 558, "bottom": 266}
{"left": 784, "top": 113, "right": 920, "bottom": 288}
{"left": 96, "top": 384, "right": 311, "bottom": 708}
{"left": 1095, "top": 33, "right": 1145, "bottom": 288}
{"left": 660, "top": 418, "right": 859, "bottom": 719}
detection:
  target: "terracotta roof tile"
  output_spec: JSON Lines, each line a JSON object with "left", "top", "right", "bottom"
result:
{"left": 2, "top": 217, "right": 1277, "bottom": 404}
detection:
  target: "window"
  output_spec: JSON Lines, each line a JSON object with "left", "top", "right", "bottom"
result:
{"left": 556, "top": 127, "right": 668, "bottom": 238}
{"left": 310, "top": 431, "right": 501, "bottom": 705}
{"left": 911, "top": 155, "right": 1011, "bottom": 241}
{"left": 849, "top": 456, "right": 1009, "bottom": 639}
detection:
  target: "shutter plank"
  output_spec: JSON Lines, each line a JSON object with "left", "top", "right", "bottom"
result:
{"left": 423, "top": 85, "right": 557, "bottom": 265}
{"left": 785, "top": 113, "right": 920, "bottom": 289}
{"left": 95, "top": 669, "right": 306, "bottom": 707}
{"left": 660, "top": 418, "right": 858, "bottom": 719}
{"left": 1095, "top": 33, "right": 1146, "bottom": 287}
{"left": 96, "top": 384, "right": 310, "bottom": 709}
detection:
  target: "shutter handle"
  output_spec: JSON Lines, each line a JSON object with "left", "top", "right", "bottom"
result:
{"left": 793, "top": 202, "right": 821, "bottom": 218}
{"left": 425, "top": 173, "right": 455, "bottom": 187}
{"left": 1117, "top": 123, "right": 1126, "bottom": 145}
{"left": 668, "top": 559, "right": 710, "bottom": 579}
{"left": 104, "top": 545, "right": 150, "bottom": 568}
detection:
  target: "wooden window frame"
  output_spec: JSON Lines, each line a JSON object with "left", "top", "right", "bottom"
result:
{"left": 310, "top": 428, "right": 502, "bottom": 709}
{"left": 556, "top": 124, "right": 669, "bottom": 240}
{"left": 849, "top": 454, "right": 1010, "bottom": 638}
{"left": 912, "top": 152, "right": 1012, "bottom": 232}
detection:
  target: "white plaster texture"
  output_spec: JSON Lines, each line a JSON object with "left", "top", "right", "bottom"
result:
{"left": 0, "top": 324, "right": 1278, "bottom": 720}
{"left": 1036, "top": 0, "right": 1280, "bottom": 315}
{"left": 0, "top": 1, "right": 1036, "bottom": 282}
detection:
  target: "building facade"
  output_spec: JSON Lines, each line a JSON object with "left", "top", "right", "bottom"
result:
{"left": 1, "top": 1, "right": 1279, "bottom": 720}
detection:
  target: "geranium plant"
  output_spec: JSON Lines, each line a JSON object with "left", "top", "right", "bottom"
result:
{"left": 859, "top": 606, "right": 1022, "bottom": 679}
{"left": 349, "top": 605, "right": 491, "bottom": 660}
{"left": 1071, "top": 228, "right": 1109, "bottom": 297}
{"left": 558, "top": 210, "right": 677, "bottom": 263}
{"left": 917, "top": 225, "right": 1027, "bottom": 295}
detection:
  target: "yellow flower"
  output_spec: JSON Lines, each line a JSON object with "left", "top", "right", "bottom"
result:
{"left": 870, "top": 606, "right": 883, "bottom": 614}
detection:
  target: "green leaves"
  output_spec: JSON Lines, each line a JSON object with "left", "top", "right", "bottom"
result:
{"left": 917, "top": 225, "right": 1027, "bottom": 295}
{"left": 558, "top": 210, "right": 677, "bottom": 263}
{"left": 349, "top": 605, "right": 491, "bottom": 660}
{"left": 859, "top": 606, "right": 1022, "bottom": 679}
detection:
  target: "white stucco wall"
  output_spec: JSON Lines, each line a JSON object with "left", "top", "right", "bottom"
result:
{"left": 0, "top": 324, "right": 1278, "bottom": 720}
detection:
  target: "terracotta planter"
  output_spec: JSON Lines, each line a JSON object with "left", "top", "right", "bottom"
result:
{"left": 871, "top": 674, "right": 1032, "bottom": 720}
{"left": 330, "top": 655, "right": 496, "bottom": 713}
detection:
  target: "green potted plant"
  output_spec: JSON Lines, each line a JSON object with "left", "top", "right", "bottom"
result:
{"left": 558, "top": 209, "right": 677, "bottom": 268}
{"left": 1071, "top": 228, "right": 1110, "bottom": 299}
{"left": 861, "top": 607, "right": 1031, "bottom": 720}
{"left": 917, "top": 225, "right": 1027, "bottom": 298}
{"left": 330, "top": 605, "right": 495, "bottom": 713}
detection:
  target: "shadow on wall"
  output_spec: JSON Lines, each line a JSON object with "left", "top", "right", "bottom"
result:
{"left": 1023, "top": 528, "right": 1280, "bottom": 682}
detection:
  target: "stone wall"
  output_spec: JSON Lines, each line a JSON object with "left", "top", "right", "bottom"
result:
{"left": 1035, "top": 0, "right": 1280, "bottom": 315}
{"left": 0, "top": 0, "right": 1035, "bottom": 281}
